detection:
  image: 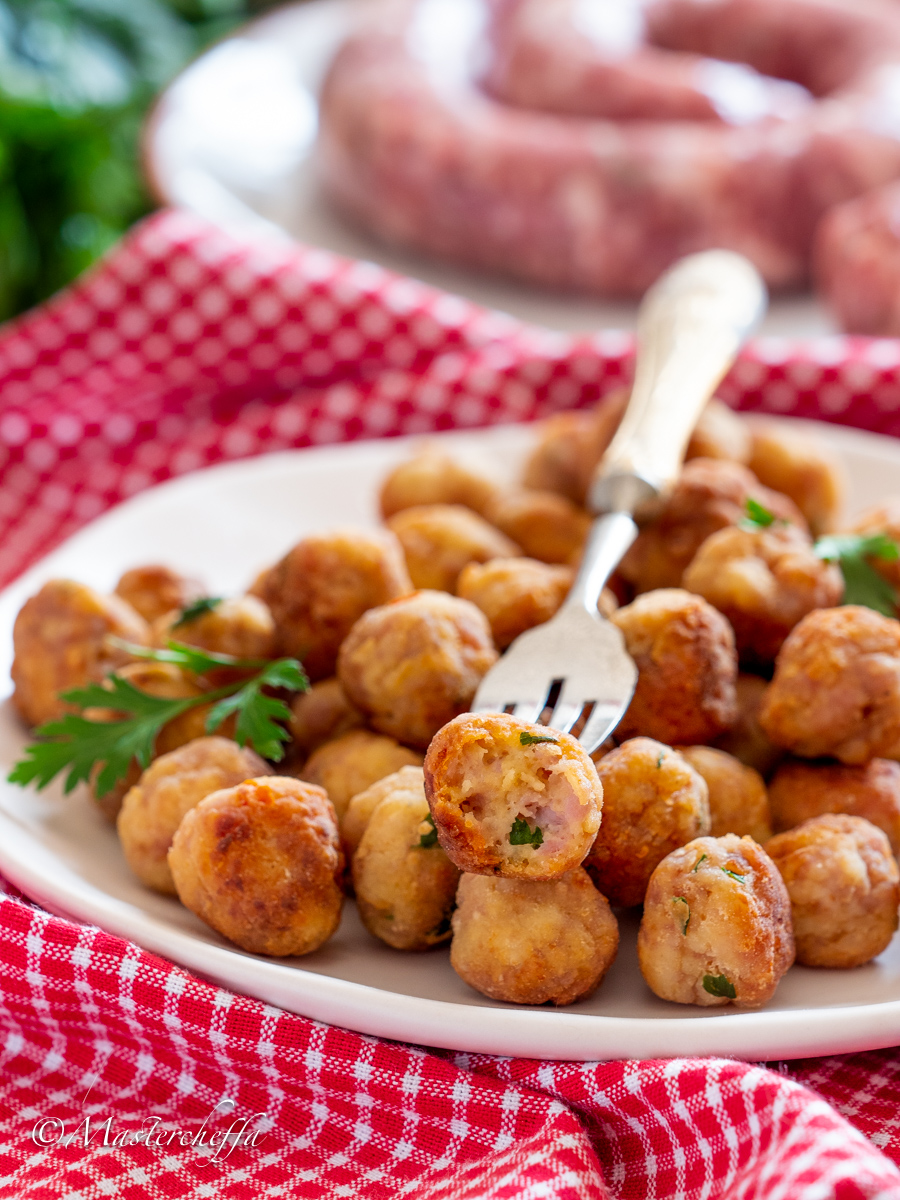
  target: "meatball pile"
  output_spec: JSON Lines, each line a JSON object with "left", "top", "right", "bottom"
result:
{"left": 13, "top": 397, "right": 900, "bottom": 1010}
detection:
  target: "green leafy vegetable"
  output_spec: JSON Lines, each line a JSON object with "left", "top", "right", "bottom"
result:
{"left": 172, "top": 596, "right": 222, "bottom": 628}
{"left": 740, "top": 498, "right": 778, "bottom": 531}
{"left": 814, "top": 532, "right": 900, "bottom": 617}
{"left": 656, "top": 751, "right": 665, "bottom": 769}
{"left": 8, "top": 643, "right": 308, "bottom": 797}
{"left": 417, "top": 812, "right": 439, "bottom": 849}
{"left": 721, "top": 868, "right": 746, "bottom": 884}
{"left": 702, "top": 973, "right": 736, "bottom": 1000}
{"left": 673, "top": 897, "right": 690, "bottom": 935}
{"left": 509, "top": 817, "right": 544, "bottom": 848}
{"left": 519, "top": 732, "right": 558, "bottom": 746}
{"left": 692, "top": 854, "right": 708, "bottom": 873}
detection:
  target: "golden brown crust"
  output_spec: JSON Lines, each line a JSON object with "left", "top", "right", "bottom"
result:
{"left": 114, "top": 565, "right": 205, "bottom": 625}
{"left": 299, "top": 729, "right": 422, "bottom": 821}
{"left": 482, "top": 490, "right": 590, "bottom": 565}
{"left": 117, "top": 737, "right": 267, "bottom": 894}
{"left": 767, "top": 757, "right": 900, "bottom": 855}
{"left": 251, "top": 528, "right": 412, "bottom": 680}
{"left": 288, "top": 677, "right": 366, "bottom": 758}
{"left": 676, "top": 745, "right": 772, "bottom": 844}
{"left": 522, "top": 390, "right": 628, "bottom": 504}
{"left": 341, "top": 765, "right": 426, "bottom": 862}
{"left": 456, "top": 557, "right": 572, "bottom": 649}
{"left": 685, "top": 399, "right": 751, "bottom": 464}
{"left": 637, "top": 834, "right": 795, "bottom": 1008}
{"left": 450, "top": 868, "right": 619, "bottom": 1006}
{"left": 337, "top": 590, "right": 497, "bottom": 748}
{"left": 352, "top": 781, "right": 460, "bottom": 950}
{"left": 683, "top": 524, "right": 843, "bottom": 666}
{"left": 713, "top": 673, "right": 784, "bottom": 778}
{"left": 612, "top": 589, "right": 738, "bottom": 744}
{"left": 379, "top": 448, "right": 498, "bottom": 518}
{"left": 11, "top": 579, "right": 149, "bottom": 728}
{"left": 618, "top": 458, "right": 807, "bottom": 593}
{"left": 584, "top": 739, "right": 710, "bottom": 907}
{"left": 385, "top": 504, "right": 519, "bottom": 592}
{"left": 423, "top": 712, "right": 603, "bottom": 880}
{"left": 168, "top": 776, "right": 344, "bottom": 956}
{"left": 749, "top": 423, "right": 847, "bottom": 536}
{"left": 759, "top": 606, "right": 900, "bottom": 763}
{"left": 766, "top": 814, "right": 899, "bottom": 968}
{"left": 152, "top": 595, "right": 275, "bottom": 664}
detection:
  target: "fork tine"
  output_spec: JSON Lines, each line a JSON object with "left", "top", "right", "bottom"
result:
{"left": 511, "top": 700, "right": 548, "bottom": 724}
{"left": 578, "top": 703, "right": 627, "bottom": 755}
{"left": 548, "top": 701, "right": 582, "bottom": 735}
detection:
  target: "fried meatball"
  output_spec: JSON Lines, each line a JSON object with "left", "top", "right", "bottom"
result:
{"left": 152, "top": 595, "right": 275, "bottom": 664}
{"left": 117, "top": 737, "right": 266, "bottom": 894}
{"left": 766, "top": 815, "right": 899, "bottom": 969}
{"left": 584, "top": 739, "right": 710, "bottom": 907}
{"left": 299, "top": 729, "right": 422, "bottom": 820}
{"left": 677, "top": 745, "right": 772, "bottom": 844}
{"left": 287, "top": 677, "right": 365, "bottom": 758}
{"left": 337, "top": 590, "right": 497, "bottom": 748}
{"left": 522, "top": 389, "right": 628, "bottom": 505}
{"left": 749, "top": 423, "right": 846, "bottom": 537}
{"left": 682, "top": 524, "right": 843, "bottom": 666}
{"left": 847, "top": 497, "right": 900, "bottom": 590}
{"left": 169, "top": 776, "right": 343, "bottom": 956}
{"left": 11, "top": 579, "right": 149, "bottom": 728}
{"left": 759, "top": 606, "right": 900, "bottom": 764}
{"left": 424, "top": 712, "right": 602, "bottom": 881}
{"left": 713, "top": 673, "right": 784, "bottom": 778}
{"left": 456, "top": 557, "right": 573, "bottom": 649}
{"left": 379, "top": 447, "right": 498, "bottom": 518}
{"left": 482, "top": 489, "right": 590, "bottom": 565}
{"left": 385, "top": 504, "right": 519, "bottom": 592}
{"left": 611, "top": 589, "right": 738, "bottom": 744}
{"left": 352, "top": 780, "right": 461, "bottom": 950}
{"left": 638, "top": 834, "right": 794, "bottom": 1008}
{"left": 341, "top": 764, "right": 426, "bottom": 862}
{"left": 768, "top": 758, "right": 900, "bottom": 856}
{"left": 450, "top": 868, "right": 619, "bottom": 1006}
{"left": 251, "top": 528, "right": 412, "bottom": 680}
{"left": 618, "top": 458, "right": 806, "bottom": 594}
{"left": 685, "top": 398, "right": 751, "bottom": 465}
{"left": 114, "top": 566, "right": 205, "bottom": 625}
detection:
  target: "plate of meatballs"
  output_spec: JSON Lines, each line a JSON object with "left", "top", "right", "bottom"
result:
{"left": 3, "top": 396, "right": 900, "bottom": 1062}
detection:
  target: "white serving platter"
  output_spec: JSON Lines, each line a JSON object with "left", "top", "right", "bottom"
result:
{"left": 3, "top": 418, "right": 900, "bottom": 1062}
{"left": 145, "top": 0, "right": 836, "bottom": 339}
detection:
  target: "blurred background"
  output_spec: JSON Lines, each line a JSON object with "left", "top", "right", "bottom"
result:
{"left": 0, "top": 0, "right": 282, "bottom": 323}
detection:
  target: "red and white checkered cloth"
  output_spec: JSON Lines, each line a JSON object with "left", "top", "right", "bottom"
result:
{"left": 2, "top": 211, "right": 900, "bottom": 1199}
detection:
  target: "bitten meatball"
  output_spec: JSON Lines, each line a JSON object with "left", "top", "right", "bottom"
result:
{"left": 342, "top": 765, "right": 426, "bottom": 862}
{"left": 352, "top": 780, "right": 461, "bottom": 950}
{"left": 683, "top": 524, "right": 843, "bottom": 666}
{"left": 584, "top": 739, "right": 710, "bottom": 907}
{"left": 713, "top": 673, "right": 784, "bottom": 778}
{"left": 685, "top": 398, "right": 751, "bottom": 464}
{"left": 456, "top": 557, "right": 573, "bottom": 649}
{"left": 766, "top": 815, "right": 900, "bottom": 968}
{"left": 847, "top": 498, "right": 900, "bottom": 590}
{"left": 169, "top": 776, "right": 343, "bottom": 956}
{"left": 114, "top": 566, "right": 204, "bottom": 624}
{"left": 759, "top": 606, "right": 900, "bottom": 764}
{"left": 11, "top": 579, "right": 149, "bottom": 728}
{"left": 423, "top": 713, "right": 603, "bottom": 880}
{"left": 288, "top": 677, "right": 365, "bottom": 758}
{"left": 768, "top": 758, "right": 900, "bottom": 855}
{"left": 299, "top": 729, "right": 422, "bottom": 820}
{"left": 748, "top": 423, "right": 846, "bottom": 537}
{"left": 251, "top": 528, "right": 412, "bottom": 680}
{"left": 611, "top": 589, "right": 738, "bottom": 744}
{"left": 618, "top": 458, "right": 806, "bottom": 594}
{"left": 152, "top": 595, "right": 275, "bottom": 664}
{"left": 638, "top": 834, "right": 794, "bottom": 1008}
{"left": 379, "top": 447, "right": 498, "bottom": 518}
{"left": 337, "top": 590, "right": 497, "bottom": 748}
{"left": 677, "top": 746, "right": 772, "bottom": 844}
{"left": 117, "top": 737, "right": 266, "bottom": 894}
{"left": 385, "top": 504, "right": 519, "bottom": 592}
{"left": 482, "top": 490, "right": 590, "bottom": 565}
{"left": 450, "top": 869, "right": 619, "bottom": 1005}
{"left": 522, "top": 389, "right": 628, "bottom": 505}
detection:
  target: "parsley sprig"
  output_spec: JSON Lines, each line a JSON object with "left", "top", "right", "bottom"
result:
{"left": 519, "top": 732, "right": 558, "bottom": 746}
{"left": 509, "top": 816, "right": 544, "bottom": 848}
{"left": 702, "top": 973, "right": 736, "bottom": 1000}
{"left": 172, "top": 596, "right": 222, "bottom": 628}
{"left": 740, "top": 498, "right": 780, "bottom": 531}
{"left": 8, "top": 641, "right": 308, "bottom": 798}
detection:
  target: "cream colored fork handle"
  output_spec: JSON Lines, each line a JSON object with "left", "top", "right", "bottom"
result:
{"left": 587, "top": 249, "right": 767, "bottom": 517}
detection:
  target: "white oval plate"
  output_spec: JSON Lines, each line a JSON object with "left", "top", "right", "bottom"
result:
{"left": 3, "top": 419, "right": 900, "bottom": 1062}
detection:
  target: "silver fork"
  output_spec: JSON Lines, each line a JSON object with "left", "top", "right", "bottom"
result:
{"left": 472, "top": 249, "right": 767, "bottom": 752}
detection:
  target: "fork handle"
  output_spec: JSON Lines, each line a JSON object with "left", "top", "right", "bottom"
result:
{"left": 587, "top": 249, "right": 766, "bottom": 517}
